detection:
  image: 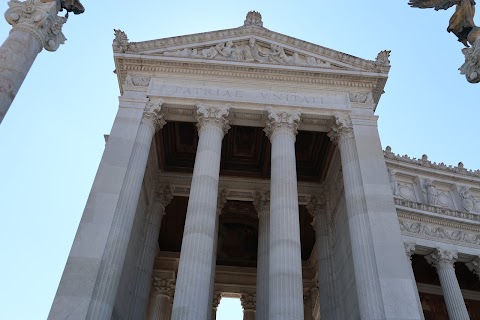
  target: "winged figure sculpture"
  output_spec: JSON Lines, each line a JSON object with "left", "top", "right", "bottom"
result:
{"left": 409, "top": 0, "right": 477, "bottom": 46}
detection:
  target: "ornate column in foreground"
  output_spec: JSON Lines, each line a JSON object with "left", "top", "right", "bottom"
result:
{"left": 404, "top": 243, "right": 426, "bottom": 320}
{"left": 86, "top": 99, "right": 166, "bottom": 319}
{"left": 129, "top": 185, "right": 173, "bottom": 319}
{"left": 146, "top": 278, "right": 175, "bottom": 320}
{"left": 425, "top": 249, "right": 469, "bottom": 320}
{"left": 265, "top": 107, "right": 304, "bottom": 320}
{"left": 253, "top": 191, "right": 270, "bottom": 320}
{"left": 1, "top": 0, "right": 67, "bottom": 124}
{"left": 171, "top": 104, "right": 230, "bottom": 320}
{"left": 327, "top": 114, "right": 385, "bottom": 319}
{"left": 307, "top": 196, "right": 337, "bottom": 320}
{"left": 241, "top": 293, "right": 256, "bottom": 320}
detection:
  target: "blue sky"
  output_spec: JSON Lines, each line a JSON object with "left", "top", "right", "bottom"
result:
{"left": 0, "top": 1, "right": 479, "bottom": 319}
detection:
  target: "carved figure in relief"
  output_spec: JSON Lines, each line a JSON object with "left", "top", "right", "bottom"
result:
{"left": 422, "top": 179, "right": 439, "bottom": 205}
{"left": 162, "top": 37, "right": 331, "bottom": 68}
{"left": 460, "top": 186, "right": 479, "bottom": 212}
{"left": 388, "top": 169, "right": 398, "bottom": 196}
{"left": 42, "top": 0, "right": 84, "bottom": 15}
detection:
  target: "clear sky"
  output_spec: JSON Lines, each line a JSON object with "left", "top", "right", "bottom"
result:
{"left": 0, "top": 0, "right": 479, "bottom": 319}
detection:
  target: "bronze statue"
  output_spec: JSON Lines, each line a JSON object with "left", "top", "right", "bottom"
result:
{"left": 409, "top": 0, "right": 478, "bottom": 46}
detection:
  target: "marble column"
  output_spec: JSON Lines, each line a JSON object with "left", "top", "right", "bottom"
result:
{"left": 129, "top": 185, "right": 173, "bottom": 319}
{"left": 171, "top": 104, "right": 230, "bottom": 320}
{"left": 212, "top": 291, "right": 222, "bottom": 320}
{"left": 1, "top": 0, "right": 67, "bottom": 124}
{"left": 327, "top": 114, "right": 385, "bottom": 319}
{"left": 264, "top": 107, "right": 304, "bottom": 320}
{"left": 241, "top": 293, "right": 256, "bottom": 320}
{"left": 253, "top": 191, "right": 270, "bottom": 320}
{"left": 207, "top": 190, "right": 227, "bottom": 320}
{"left": 86, "top": 99, "right": 166, "bottom": 319}
{"left": 404, "top": 243, "right": 426, "bottom": 320}
{"left": 307, "top": 196, "right": 337, "bottom": 320}
{"left": 146, "top": 277, "right": 175, "bottom": 320}
{"left": 425, "top": 248, "right": 469, "bottom": 320}
{"left": 466, "top": 256, "right": 480, "bottom": 280}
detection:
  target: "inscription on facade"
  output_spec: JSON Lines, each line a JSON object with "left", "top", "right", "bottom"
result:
{"left": 149, "top": 82, "right": 349, "bottom": 109}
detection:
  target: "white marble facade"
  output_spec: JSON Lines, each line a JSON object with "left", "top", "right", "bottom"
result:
{"left": 48, "top": 12, "right": 480, "bottom": 320}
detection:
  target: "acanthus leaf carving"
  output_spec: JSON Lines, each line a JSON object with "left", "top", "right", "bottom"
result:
{"left": 240, "top": 293, "right": 256, "bottom": 310}
{"left": 253, "top": 191, "right": 270, "bottom": 217}
{"left": 425, "top": 248, "right": 458, "bottom": 269}
{"left": 6, "top": 0, "right": 67, "bottom": 52}
{"left": 162, "top": 37, "right": 332, "bottom": 68}
{"left": 459, "top": 36, "right": 480, "bottom": 83}
{"left": 196, "top": 103, "right": 230, "bottom": 134}
{"left": 142, "top": 99, "right": 166, "bottom": 131}
{"left": 113, "top": 29, "right": 129, "bottom": 53}
{"left": 327, "top": 114, "right": 353, "bottom": 145}
{"left": 264, "top": 106, "right": 301, "bottom": 140}
{"left": 466, "top": 256, "right": 480, "bottom": 279}
{"left": 155, "top": 184, "right": 173, "bottom": 212}
{"left": 124, "top": 74, "right": 151, "bottom": 87}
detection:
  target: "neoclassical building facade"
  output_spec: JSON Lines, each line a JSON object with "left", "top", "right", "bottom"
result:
{"left": 48, "top": 12, "right": 480, "bottom": 320}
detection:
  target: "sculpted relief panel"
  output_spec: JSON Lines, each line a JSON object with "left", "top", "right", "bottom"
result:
{"left": 161, "top": 38, "right": 334, "bottom": 68}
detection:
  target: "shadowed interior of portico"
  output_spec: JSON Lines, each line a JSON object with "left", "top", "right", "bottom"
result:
{"left": 155, "top": 121, "right": 335, "bottom": 182}
{"left": 158, "top": 197, "right": 316, "bottom": 267}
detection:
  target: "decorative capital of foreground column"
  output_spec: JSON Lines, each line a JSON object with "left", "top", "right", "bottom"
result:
{"left": 240, "top": 293, "right": 256, "bottom": 311}
{"left": 5, "top": 0, "right": 67, "bottom": 51}
{"left": 154, "top": 184, "right": 173, "bottom": 213}
{"left": 327, "top": 114, "right": 353, "bottom": 145}
{"left": 196, "top": 103, "right": 230, "bottom": 135}
{"left": 404, "top": 242, "right": 416, "bottom": 262}
{"left": 425, "top": 248, "right": 458, "bottom": 270}
{"left": 253, "top": 191, "right": 270, "bottom": 217}
{"left": 264, "top": 107, "right": 301, "bottom": 140}
{"left": 142, "top": 99, "right": 166, "bottom": 131}
{"left": 152, "top": 277, "right": 175, "bottom": 298}
{"left": 466, "top": 256, "right": 480, "bottom": 279}
{"left": 459, "top": 36, "right": 480, "bottom": 84}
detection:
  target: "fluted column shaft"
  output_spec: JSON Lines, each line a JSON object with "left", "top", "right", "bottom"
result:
{"left": 426, "top": 249, "right": 469, "bottom": 320}
{"left": 404, "top": 243, "right": 425, "bottom": 320}
{"left": 171, "top": 105, "right": 230, "bottom": 320}
{"left": 254, "top": 191, "right": 270, "bottom": 320}
{"left": 1, "top": 0, "right": 66, "bottom": 124}
{"left": 207, "top": 192, "right": 227, "bottom": 320}
{"left": 129, "top": 186, "right": 173, "bottom": 319}
{"left": 328, "top": 115, "right": 385, "bottom": 319}
{"left": 265, "top": 107, "right": 304, "bottom": 320}
{"left": 307, "top": 197, "right": 337, "bottom": 320}
{"left": 147, "top": 293, "right": 172, "bottom": 320}
{"left": 86, "top": 100, "right": 166, "bottom": 319}
{"left": 241, "top": 294, "right": 256, "bottom": 320}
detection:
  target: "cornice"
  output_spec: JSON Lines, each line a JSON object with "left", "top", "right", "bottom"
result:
{"left": 395, "top": 198, "right": 480, "bottom": 223}
{"left": 397, "top": 210, "right": 480, "bottom": 233}
{"left": 384, "top": 147, "right": 480, "bottom": 181}
{"left": 114, "top": 25, "right": 389, "bottom": 74}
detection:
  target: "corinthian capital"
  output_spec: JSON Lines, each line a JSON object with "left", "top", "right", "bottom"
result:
{"left": 425, "top": 248, "right": 458, "bottom": 269}
{"left": 306, "top": 196, "right": 326, "bottom": 229}
{"left": 154, "top": 184, "right": 173, "bottom": 212}
{"left": 466, "top": 256, "right": 480, "bottom": 279}
{"left": 253, "top": 191, "right": 270, "bottom": 217}
{"left": 152, "top": 277, "right": 175, "bottom": 298}
{"left": 327, "top": 114, "right": 353, "bottom": 145}
{"left": 196, "top": 103, "right": 230, "bottom": 134}
{"left": 240, "top": 293, "right": 256, "bottom": 311}
{"left": 404, "top": 242, "right": 416, "bottom": 262}
{"left": 5, "top": 0, "right": 67, "bottom": 51}
{"left": 142, "top": 99, "right": 166, "bottom": 131}
{"left": 264, "top": 107, "right": 301, "bottom": 140}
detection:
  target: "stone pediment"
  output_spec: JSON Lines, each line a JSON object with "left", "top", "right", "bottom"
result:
{"left": 113, "top": 12, "right": 390, "bottom": 75}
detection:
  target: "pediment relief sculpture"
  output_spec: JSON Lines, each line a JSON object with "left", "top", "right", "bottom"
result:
{"left": 161, "top": 38, "right": 334, "bottom": 68}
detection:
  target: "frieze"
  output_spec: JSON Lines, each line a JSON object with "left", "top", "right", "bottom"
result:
{"left": 301, "top": 118, "right": 330, "bottom": 126}
{"left": 397, "top": 211, "right": 480, "bottom": 233}
{"left": 124, "top": 74, "right": 151, "bottom": 87}
{"left": 394, "top": 198, "right": 480, "bottom": 222}
{"left": 384, "top": 146, "right": 480, "bottom": 178}
{"left": 234, "top": 113, "right": 263, "bottom": 121}
{"left": 161, "top": 38, "right": 333, "bottom": 69}
{"left": 167, "top": 107, "right": 194, "bottom": 116}
{"left": 349, "top": 92, "right": 374, "bottom": 104}
{"left": 399, "top": 219, "right": 480, "bottom": 247}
